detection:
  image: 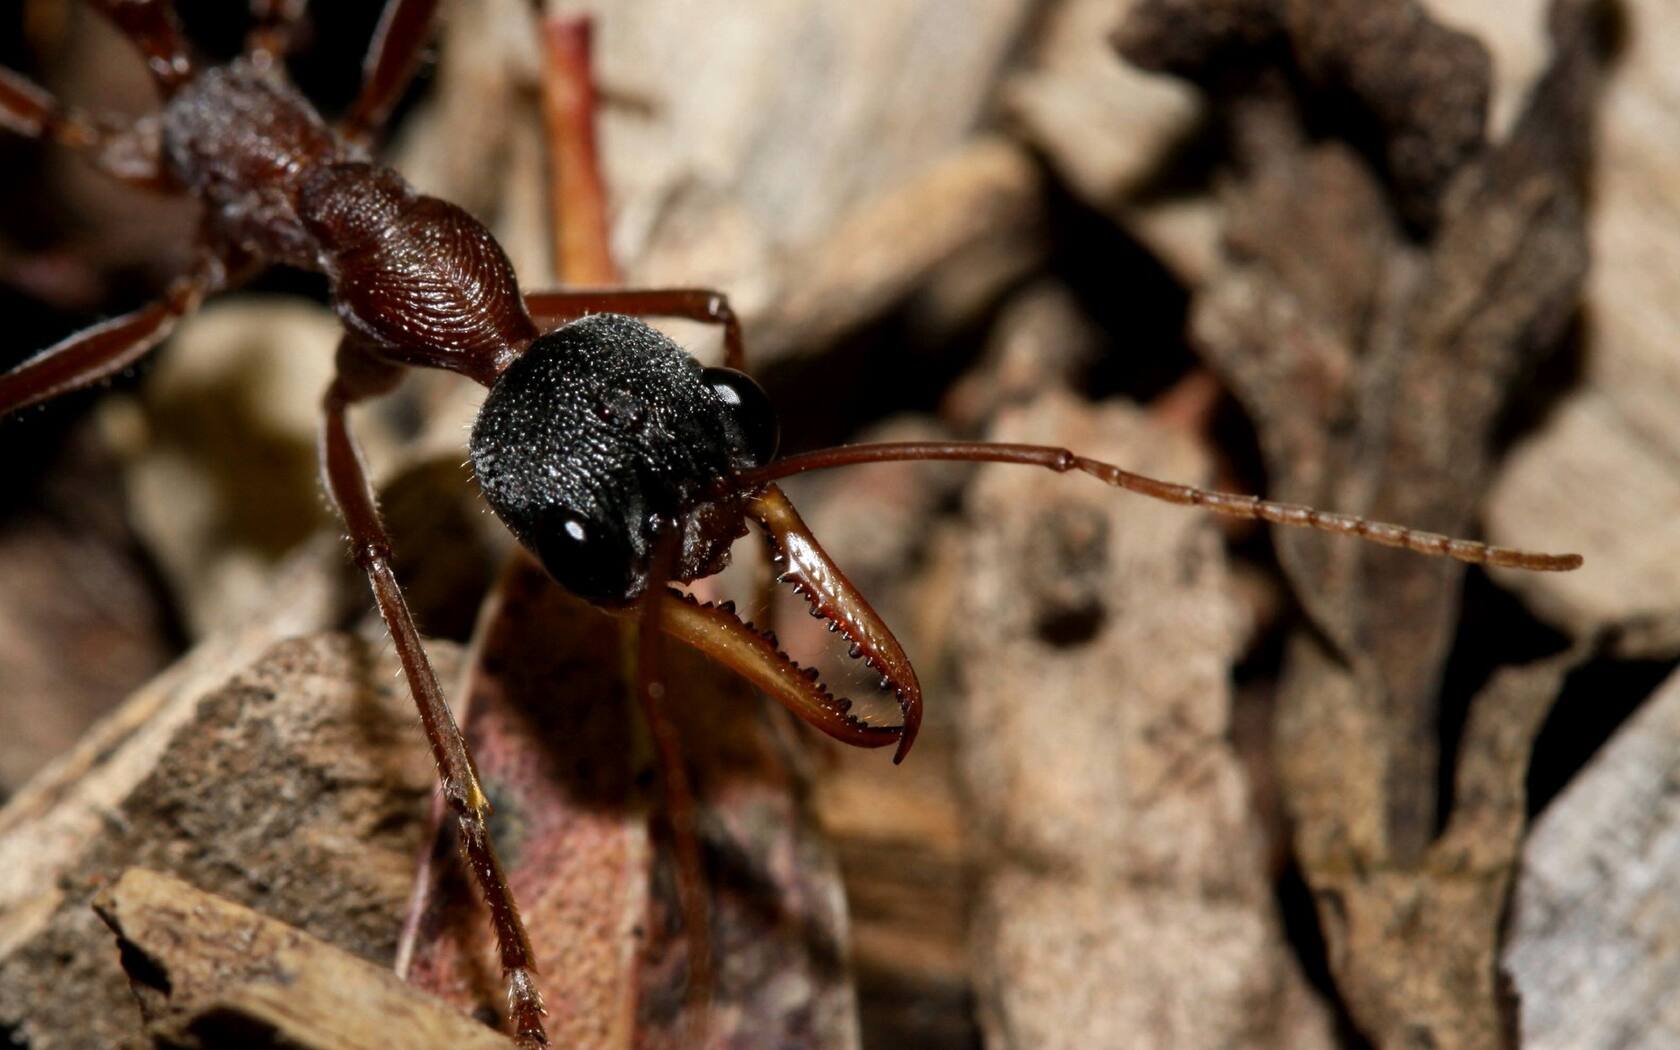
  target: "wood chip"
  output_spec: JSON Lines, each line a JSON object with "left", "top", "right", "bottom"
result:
{"left": 953, "top": 391, "right": 1332, "bottom": 1050}
{"left": 93, "top": 868, "right": 514, "bottom": 1050}
{"left": 0, "top": 631, "right": 441, "bottom": 1049}
{"left": 1507, "top": 665, "right": 1680, "bottom": 1049}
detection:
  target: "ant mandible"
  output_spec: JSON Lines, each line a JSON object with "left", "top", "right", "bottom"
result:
{"left": 0, "top": 1, "right": 1583, "bottom": 1046}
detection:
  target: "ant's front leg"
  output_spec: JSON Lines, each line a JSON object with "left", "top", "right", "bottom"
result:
{"left": 0, "top": 267, "right": 213, "bottom": 417}
{"left": 525, "top": 288, "right": 747, "bottom": 371}
{"left": 318, "top": 339, "right": 548, "bottom": 1048}
{"left": 633, "top": 541, "right": 714, "bottom": 1033}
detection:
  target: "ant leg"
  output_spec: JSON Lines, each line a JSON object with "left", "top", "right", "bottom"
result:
{"left": 735, "top": 442, "right": 1585, "bottom": 573}
{"left": 635, "top": 543, "right": 714, "bottom": 1032}
{"left": 247, "top": 0, "right": 310, "bottom": 63}
{"left": 319, "top": 353, "right": 548, "bottom": 1049}
{"left": 0, "top": 68, "right": 167, "bottom": 187}
{"left": 0, "top": 270, "right": 210, "bottom": 417}
{"left": 538, "top": 16, "right": 617, "bottom": 287}
{"left": 525, "top": 289, "right": 747, "bottom": 371}
{"left": 340, "top": 0, "right": 442, "bottom": 143}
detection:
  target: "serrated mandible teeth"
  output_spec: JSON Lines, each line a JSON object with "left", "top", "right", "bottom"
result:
{"left": 746, "top": 484, "right": 923, "bottom": 763}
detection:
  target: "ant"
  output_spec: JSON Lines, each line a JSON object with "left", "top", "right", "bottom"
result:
{"left": 0, "top": 1, "right": 1583, "bottom": 1046}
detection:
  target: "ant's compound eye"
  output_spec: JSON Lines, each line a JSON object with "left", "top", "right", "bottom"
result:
{"left": 532, "top": 509, "right": 641, "bottom": 605}
{"left": 704, "top": 366, "right": 780, "bottom": 467}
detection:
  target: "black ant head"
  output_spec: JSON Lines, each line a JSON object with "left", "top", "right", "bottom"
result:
{"left": 469, "top": 313, "right": 779, "bottom": 606}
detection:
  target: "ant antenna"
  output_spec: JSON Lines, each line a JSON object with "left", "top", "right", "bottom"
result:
{"left": 733, "top": 441, "right": 1584, "bottom": 573}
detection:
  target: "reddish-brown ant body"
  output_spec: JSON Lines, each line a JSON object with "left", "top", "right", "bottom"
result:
{"left": 0, "top": 2, "right": 1582, "bottom": 1046}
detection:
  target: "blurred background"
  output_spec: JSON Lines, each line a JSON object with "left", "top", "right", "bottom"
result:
{"left": 0, "top": 1, "right": 1675, "bottom": 1048}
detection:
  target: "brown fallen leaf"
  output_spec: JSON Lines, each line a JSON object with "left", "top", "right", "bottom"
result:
{"left": 1486, "top": 0, "right": 1680, "bottom": 656}
{"left": 400, "top": 554, "right": 860, "bottom": 1049}
{"left": 1113, "top": 0, "right": 1610, "bottom": 1045}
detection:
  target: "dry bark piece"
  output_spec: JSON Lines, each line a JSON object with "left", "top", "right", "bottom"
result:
{"left": 402, "top": 554, "right": 860, "bottom": 1049}
{"left": 954, "top": 391, "right": 1332, "bottom": 1050}
{"left": 752, "top": 138, "right": 1048, "bottom": 363}
{"left": 1304, "top": 644, "right": 1588, "bottom": 1049}
{"left": 1116, "top": 0, "right": 1491, "bottom": 224}
{"left": 0, "top": 631, "right": 442, "bottom": 1050}
{"left": 1485, "top": 0, "right": 1680, "bottom": 654}
{"left": 93, "top": 867, "right": 515, "bottom": 1050}
{"left": 1506, "top": 664, "right": 1680, "bottom": 1049}
{"left": 0, "top": 540, "right": 339, "bottom": 933}
{"left": 1135, "top": 0, "right": 1608, "bottom": 1045}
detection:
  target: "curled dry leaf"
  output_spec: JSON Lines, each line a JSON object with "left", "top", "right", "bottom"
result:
{"left": 1486, "top": 0, "right": 1680, "bottom": 656}
{"left": 1115, "top": 0, "right": 1609, "bottom": 1045}
{"left": 1116, "top": 0, "right": 1492, "bottom": 226}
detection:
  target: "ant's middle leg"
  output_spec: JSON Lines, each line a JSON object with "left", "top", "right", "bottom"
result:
{"left": 634, "top": 543, "right": 714, "bottom": 1030}
{"left": 525, "top": 288, "right": 747, "bottom": 371}
{"left": 318, "top": 340, "right": 548, "bottom": 1049}
{"left": 0, "top": 268, "right": 213, "bottom": 418}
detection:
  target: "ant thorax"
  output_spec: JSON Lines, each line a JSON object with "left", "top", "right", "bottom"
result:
{"left": 162, "top": 59, "right": 536, "bottom": 375}
{"left": 470, "top": 313, "right": 774, "bottom": 606}
{"left": 161, "top": 59, "right": 344, "bottom": 271}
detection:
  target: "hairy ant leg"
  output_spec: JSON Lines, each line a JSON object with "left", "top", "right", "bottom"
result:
{"left": 634, "top": 540, "right": 714, "bottom": 1033}
{"left": 525, "top": 289, "right": 747, "bottom": 371}
{"left": 247, "top": 0, "right": 310, "bottom": 64}
{"left": 538, "top": 16, "right": 617, "bottom": 287}
{"left": 736, "top": 441, "right": 1585, "bottom": 571}
{"left": 320, "top": 338, "right": 548, "bottom": 1048}
{"left": 341, "top": 0, "right": 443, "bottom": 143}
{"left": 0, "top": 267, "right": 215, "bottom": 415}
